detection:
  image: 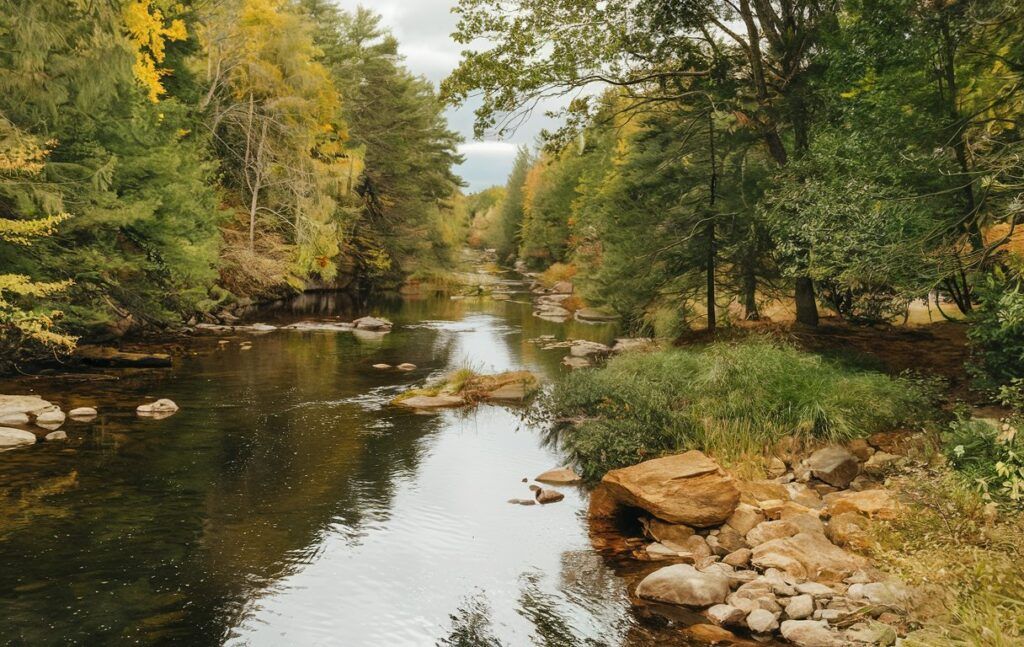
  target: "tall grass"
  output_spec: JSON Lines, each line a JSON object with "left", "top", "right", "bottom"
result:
{"left": 546, "top": 337, "right": 936, "bottom": 480}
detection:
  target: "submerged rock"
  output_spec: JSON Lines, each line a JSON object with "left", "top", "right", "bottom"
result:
{"left": 636, "top": 564, "right": 731, "bottom": 608}
{"left": 394, "top": 395, "right": 465, "bottom": 409}
{"left": 0, "top": 427, "right": 37, "bottom": 451}
{"left": 69, "top": 407, "right": 98, "bottom": 420}
{"left": 353, "top": 316, "right": 393, "bottom": 332}
{"left": 285, "top": 321, "right": 355, "bottom": 333}
{"left": 569, "top": 340, "right": 612, "bottom": 358}
{"left": 595, "top": 451, "right": 740, "bottom": 527}
{"left": 372, "top": 364, "right": 392, "bottom": 369}
{"left": 75, "top": 346, "right": 173, "bottom": 368}
{"left": 396, "top": 363, "right": 417, "bottom": 371}
{"left": 137, "top": 399, "right": 180, "bottom": 417}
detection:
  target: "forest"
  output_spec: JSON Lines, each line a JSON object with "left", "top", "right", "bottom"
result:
{"left": 0, "top": 0, "right": 466, "bottom": 368}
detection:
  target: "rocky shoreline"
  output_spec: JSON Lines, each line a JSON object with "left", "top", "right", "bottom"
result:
{"left": 584, "top": 439, "right": 930, "bottom": 646}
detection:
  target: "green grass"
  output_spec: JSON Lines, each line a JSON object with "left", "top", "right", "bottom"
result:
{"left": 545, "top": 337, "right": 937, "bottom": 480}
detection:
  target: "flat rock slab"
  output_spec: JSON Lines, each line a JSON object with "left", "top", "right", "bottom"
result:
{"left": 0, "top": 395, "right": 55, "bottom": 418}
{"left": 353, "top": 316, "right": 393, "bottom": 331}
{"left": 395, "top": 395, "right": 465, "bottom": 409}
{"left": 596, "top": 451, "right": 740, "bottom": 527}
{"left": 285, "top": 321, "right": 356, "bottom": 332}
{"left": 75, "top": 347, "right": 172, "bottom": 368}
{"left": 574, "top": 308, "right": 620, "bottom": 323}
{"left": 751, "top": 532, "right": 866, "bottom": 583}
{"left": 536, "top": 467, "right": 582, "bottom": 484}
{"left": 0, "top": 427, "right": 38, "bottom": 450}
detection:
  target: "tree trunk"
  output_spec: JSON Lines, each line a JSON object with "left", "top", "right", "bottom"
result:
{"left": 743, "top": 264, "right": 759, "bottom": 320}
{"left": 795, "top": 277, "right": 819, "bottom": 327}
{"left": 706, "top": 111, "right": 718, "bottom": 333}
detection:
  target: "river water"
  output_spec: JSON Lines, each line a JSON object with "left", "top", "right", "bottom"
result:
{"left": 0, "top": 284, "right": 686, "bottom": 646}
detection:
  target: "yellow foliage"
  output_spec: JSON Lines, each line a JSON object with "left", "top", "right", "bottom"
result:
{"left": 123, "top": 0, "right": 188, "bottom": 102}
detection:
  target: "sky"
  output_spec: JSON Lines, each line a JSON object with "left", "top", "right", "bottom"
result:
{"left": 332, "top": 0, "right": 557, "bottom": 192}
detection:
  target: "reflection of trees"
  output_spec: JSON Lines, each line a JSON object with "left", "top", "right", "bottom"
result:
{"left": 437, "top": 591, "right": 505, "bottom": 647}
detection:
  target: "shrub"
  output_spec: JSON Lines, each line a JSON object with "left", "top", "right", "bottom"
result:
{"left": 545, "top": 337, "right": 935, "bottom": 480}
{"left": 968, "top": 266, "right": 1024, "bottom": 391}
{"left": 945, "top": 416, "right": 1024, "bottom": 505}
{"left": 536, "top": 262, "right": 577, "bottom": 288}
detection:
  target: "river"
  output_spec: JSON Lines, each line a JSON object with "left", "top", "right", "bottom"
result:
{"left": 0, "top": 280, "right": 689, "bottom": 646}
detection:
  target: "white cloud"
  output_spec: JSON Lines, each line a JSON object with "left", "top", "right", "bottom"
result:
{"left": 457, "top": 141, "right": 519, "bottom": 156}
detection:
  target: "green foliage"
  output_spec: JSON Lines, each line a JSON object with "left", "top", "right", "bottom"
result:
{"left": 546, "top": 338, "right": 934, "bottom": 480}
{"left": 968, "top": 266, "right": 1024, "bottom": 390}
{"left": 945, "top": 416, "right": 1024, "bottom": 505}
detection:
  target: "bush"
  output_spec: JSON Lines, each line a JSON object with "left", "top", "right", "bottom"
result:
{"left": 945, "top": 416, "right": 1024, "bottom": 505}
{"left": 968, "top": 266, "right": 1024, "bottom": 391}
{"left": 536, "top": 262, "right": 577, "bottom": 288}
{"left": 546, "top": 337, "right": 936, "bottom": 480}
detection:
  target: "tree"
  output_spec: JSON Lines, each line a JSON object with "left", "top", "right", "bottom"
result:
{"left": 0, "top": 117, "right": 74, "bottom": 365}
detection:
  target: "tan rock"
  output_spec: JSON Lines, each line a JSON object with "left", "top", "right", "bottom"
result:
{"left": 645, "top": 518, "right": 695, "bottom": 545}
{"left": 685, "top": 624, "right": 743, "bottom": 645}
{"left": 394, "top": 394, "right": 465, "bottom": 409}
{"left": 726, "top": 503, "right": 765, "bottom": 535}
{"left": 746, "top": 608, "right": 780, "bottom": 633}
{"left": 846, "top": 438, "right": 874, "bottom": 462}
{"left": 635, "top": 564, "right": 731, "bottom": 608}
{"left": 747, "top": 520, "right": 800, "bottom": 546}
{"left": 535, "top": 466, "right": 582, "bottom": 484}
{"left": 825, "top": 511, "right": 872, "bottom": 551}
{"left": 751, "top": 532, "right": 867, "bottom": 583}
{"left": 600, "top": 451, "right": 739, "bottom": 527}
{"left": 806, "top": 446, "right": 860, "bottom": 488}
{"left": 0, "top": 427, "right": 37, "bottom": 451}
{"left": 739, "top": 480, "right": 789, "bottom": 505}
{"left": 723, "top": 548, "right": 752, "bottom": 568}
{"left": 785, "top": 482, "right": 824, "bottom": 509}
{"left": 760, "top": 499, "right": 786, "bottom": 520}
{"left": 780, "top": 620, "right": 846, "bottom": 646}
{"left": 825, "top": 489, "right": 900, "bottom": 520}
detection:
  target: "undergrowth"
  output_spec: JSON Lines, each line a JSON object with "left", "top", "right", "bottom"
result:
{"left": 545, "top": 337, "right": 936, "bottom": 480}
{"left": 872, "top": 471, "right": 1024, "bottom": 646}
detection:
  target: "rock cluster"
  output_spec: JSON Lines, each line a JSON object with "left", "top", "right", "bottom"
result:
{"left": 593, "top": 444, "right": 915, "bottom": 645}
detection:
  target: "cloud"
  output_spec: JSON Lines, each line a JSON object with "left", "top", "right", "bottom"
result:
{"left": 457, "top": 141, "right": 519, "bottom": 156}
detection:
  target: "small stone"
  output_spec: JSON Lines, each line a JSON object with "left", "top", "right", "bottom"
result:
{"left": 137, "top": 399, "right": 179, "bottom": 415}
{"left": 846, "top": 438, "right": 874, "bottom": 462}
{"left": 746, "top": 520, "right": 799, "bottom": 546}
{"left": 372, "top": 363, "right": 391, "bottom": 369}
{"left": 780, "top": 620, "right": 845, "bottom": 646}
{"left": 746, "top": 609, "right": 779, "bottom": 633}
{"left": 806, "top": 446, "right": 860, "bottom": 488}
{"left": 684, "top": 624, "right": 741, "bottom": 645}
{"left": 44, "top": 430, "right": 67, "bottom": 442}
{"left": 706, "top": 604, "right": 746, "bottom": 627}
{"left": 845, "top": 621, "right": 898, "bottom": 646}
{"left": 726, "top": 503, "right": 764, "bottom": 535}
{"left": 760, "top": 499, "right": 786, "bottom": 520}
{"left": 396, "top": 363, "right": 417, "bottom": 371}
{"left": 785, "top": 482, "right": 824, "bottom": 508}
{"left": 785, "top": 594, "right": 815, "bottom": 620}
{"left": 69, "top": 407, "right": 98, "bottom": 419}
{"left": 35, "top": 407, "right": 66, "bottom": 425}
{"left": 864, "top": 451, "right": 900, "bottom": 475}
{"left": 796, "top": 582, "right": 835, "bottom": 598}
{"left": 723, "top": 548, "right": 752, "bottom": 568}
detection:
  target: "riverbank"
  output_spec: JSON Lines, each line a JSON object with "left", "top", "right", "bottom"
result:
{"left": 546, "top": 337, "right": 1023, "bottom": 645}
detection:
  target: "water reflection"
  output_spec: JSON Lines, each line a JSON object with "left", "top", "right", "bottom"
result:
{"left": 0, "top": 289, "right": 681, "bottom": 646}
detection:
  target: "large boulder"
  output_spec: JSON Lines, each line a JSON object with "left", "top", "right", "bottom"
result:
{"left": 598, "top": 451, "right": 740, "bottom": 527}
{"left": 635, "top": 564, "right": 730, "bottom": 608}
{"left": 751, "top": 532, "right": 867, "bottom": 583}
{"left": 0, "top": 427, "right": 37, "bottom": 451}
{"left": 805, "top": 446, "right": 860, "bottom": 488}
